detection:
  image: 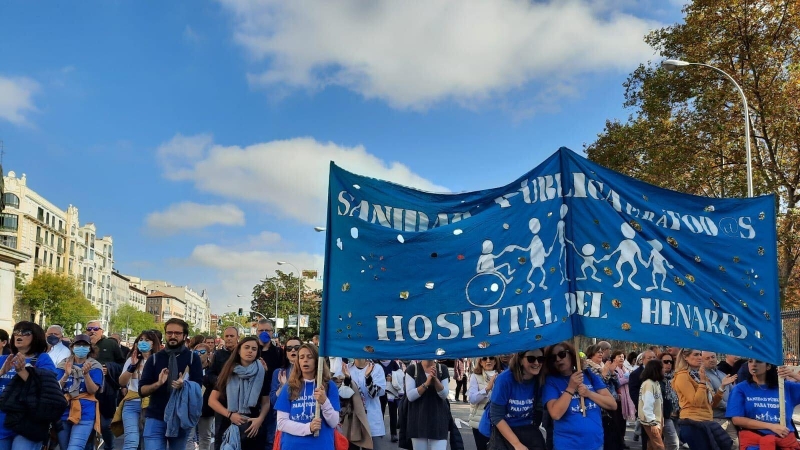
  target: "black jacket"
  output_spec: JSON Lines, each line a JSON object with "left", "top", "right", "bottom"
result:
{"left": 0, "top": 367, "right": 68, "bottom": 442}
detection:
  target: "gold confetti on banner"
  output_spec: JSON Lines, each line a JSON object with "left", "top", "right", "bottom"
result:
{"left": 711, "top": 299, "right": 720, "bottom": 308}
{"left": 719, "top": 265, "right": 726, "bottom": 272}
{"left": 695, "top": 256, "right": 702, "bottom": 263}
{"left": 550, "top": 267, "right": 556, "bottom": 273}
{"left": 341, "top": 283, "right": 350, "bottom": 292}
{"left": 612, "top": 299, "right": 622, "bottom": 308}
{"left": 686, "top": 274, "right": 695, "bottom": 283}
{"left": 740, "top": 300, "right": 748, "bottom": 308}
{"left": 478, "top": 341, "right": 490, "bottom": 349}
{"left": 674, "top": 277, "right": 686, "bottom": 287}
{"left": 642, "top": 195, "right": 649, "bottom": 201}
{"left": 764, "top": 311, "right": 771, "bottom": 320}
{"left": 337, "top": 329, "right": 342, "bottom": 333}
{"left": 759, "top": 212, "right": 765, "bottom": 220}
{"left": 515, "top": 288, "right": 522, "bottom": 294}
{"left": 733, "top": 256, "right": 740, "bottom": 263}
{"left": 357, "top": 322, "right": 362, "bottom": 326}
{"left": 346, "top": 325, "right": 351, "bottom": 330}
{"left": 604, "top": 267, "right": 613, "bottom": 276}
{"left": 629, "top": 220, "right": 642, "bottom": 232}
{"left": 667, "top": 237, "right": 678, "bottom": 248}
{"left": 694, "top": 331, "right": 700, "bottom": 337}
{"left": 760, "top": 289, "right": 765, "bottom": 296}
{"left": 594, "top": 219, "right": 600, "bottom": 224}
{"left": 518, "top": 257, "right": 527, "bottom": 264}
{"left": 758, "top": 247, "right": 765, "bottom": 256}
{"left": 399, "top": 291, "right": 409, "bottom": 300}
{"left": 621, "top": 323, "right": 631, "bottom": 331}
{"left": 535, "top": 335, "right": 542, "bottom": 340}
{"left": 704, "top": 205, "right": 715, "bottom": 212}
{"left": 348, "top": 312, "right": 352, "bottom": 318}
{"left": 602, "top": 242, "right": 611, "bottom": 250}
{"left": 364, "top": 346, "right": 374, "bottom": 353}
{"left": 562, "top": 317, "right": 568, "bottom": 323}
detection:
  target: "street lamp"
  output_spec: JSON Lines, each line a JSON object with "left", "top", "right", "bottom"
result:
{"left": 313, "top": 227, "right": 326, "bottom": 232}
{"left": 277, "top": 261, "right": 302, "bottom": 337}
{"left": 661, "top": 59, "right": 754, "bottom": 197}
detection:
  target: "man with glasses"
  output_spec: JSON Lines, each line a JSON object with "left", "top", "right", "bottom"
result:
{"left": 46, "top": 325, "right": 70, "bottom": 365}
{"left": 702, "top": 351, "right": 739, "bottom": 447}
{"left": 85, "top": 320, "right": 124, "bottom": 450}
{"left": 139, "top": 318, "right": 203, "bottom": 450}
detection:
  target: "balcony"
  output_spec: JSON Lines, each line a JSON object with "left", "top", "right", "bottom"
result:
{"left": 36, "top": 237, "right": 44, "bottom": 245}
{"left": 35, "top": 258, "right": 43, "bottom": 266}
{"left": 58, "top": 226, "right": 66, "bottom": 234}
{"left": 57, "top": 245, "right": 65, "bottom": 254}
{"left": 56, "top": 264, "right": 63, "bottom": 272}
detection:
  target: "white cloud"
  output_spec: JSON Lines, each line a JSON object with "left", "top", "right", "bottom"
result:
{"left": 145, "top": 201, "right": 246, "bottom": 235}
{"left": 0, "top": 76, "right": 40, "bottom": 125}
{"left": 188, "top": 243, "right": 324, "bottom": 311}
{"left": 248, "top": 231, "right": 282, "bottom": 248}
{"left": 157, "top": 134, "right": 447, "bottom": 225}
{"left": 219, "top": 0, "right": 660, "bottom": 109}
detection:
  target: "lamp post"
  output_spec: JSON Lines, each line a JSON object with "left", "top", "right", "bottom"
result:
{"left": 661, "top": 59, "right": 754, "bottom": 198}
{"left": 277, "top": 261, "right": 302, "bottom": 337}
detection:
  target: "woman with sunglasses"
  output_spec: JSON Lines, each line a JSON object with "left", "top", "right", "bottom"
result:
{"left": 118, "top": 331, "right": 160, "bottom": 450}
{"left": 672, "top": 349, "right": 731, "bottom": 449}
{"left": 727, "top": 359, "right": 800, "bottom": 450}
{"left": 55, "top": 334, "right": 104, "bottom": 450}
{"left": 404, "top": 358, "right": 451, "bottom": 450}
{"left": 0, "top": 321, "right": 57, "bottom": 450}
{"left": 209, "top": 337, "right": 269, "bottom": 450}
{"left": 543, "top": 341, "right": 617, "bottom": 450}
{"left": 269, "top": 338, "right": 302, "bottom": 445}
{"left": 468, "top": 356, "right": 501, "bottom": 450}
{"left": 486, "top": 350, "right": 546, "bottom": 450}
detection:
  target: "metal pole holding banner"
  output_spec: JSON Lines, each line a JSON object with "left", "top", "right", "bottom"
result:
{"left": 574, "top": 336, "right": 587, "bottom": 417}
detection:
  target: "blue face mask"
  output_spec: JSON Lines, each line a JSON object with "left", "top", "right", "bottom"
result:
{"left": 259, "top": 331, "right": 271, "bottom": 344}
{"left": 73, "top": 346, "right": 90, "bottom": 358}
{"left": 137, "top": 341, "right": 152, "bottom": 353}
{"left": 47, "top": 335, "right": 61, "bottom": 346}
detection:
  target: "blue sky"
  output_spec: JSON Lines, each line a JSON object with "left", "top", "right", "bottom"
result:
{"left": 0, "top": 0, "right": 686, "bottom": 313}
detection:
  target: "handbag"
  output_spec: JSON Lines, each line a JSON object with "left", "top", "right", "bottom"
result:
{"left": 488, "top": 424, "right": 545, "bottom": 450}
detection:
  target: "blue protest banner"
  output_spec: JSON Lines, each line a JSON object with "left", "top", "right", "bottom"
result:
{"left": 319, "top": 148, "right": 781, "bottom": 363}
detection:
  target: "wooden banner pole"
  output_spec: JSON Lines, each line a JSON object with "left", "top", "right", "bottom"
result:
{"left": 573, "top": 336, "right": 587, "bottom": 417}
{"left": 314, "top": 355, "right": 324, "bottom": 437}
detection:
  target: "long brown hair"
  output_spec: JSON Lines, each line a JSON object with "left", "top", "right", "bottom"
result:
{"left": 509, "top": 349, "right": 545, "bottom": 383}
{"left": 216, "top": 336, "right": 261, "bottom": 398}
{"left": 288, "top": 343, "right": 330, "bottom": 402}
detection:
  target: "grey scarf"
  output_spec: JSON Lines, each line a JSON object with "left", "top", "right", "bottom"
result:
{"left": 164, "top": 344, "right": 185, "bottom": 389}
{"left": 226, "top": 362, "right": 265, "bottom": 414}
{"left": 57, "top": 358, "right": 103, "bottom": 398}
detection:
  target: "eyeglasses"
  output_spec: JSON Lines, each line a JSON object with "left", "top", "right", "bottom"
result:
{"left": 525, "top": 355, "right": 546, "bottom": 364}
{"left": 480, "top": 357, "right": 494, "bottom": 362}
{"left": 194, "top": 350, "right": 207, "bottom": 355}
{"left": 285, "top": 345, "right": 301, "bottom": 352}
{"left": 13, "top": 330, "right": 32, "bottom": 337}
{"left": 661, "top": 360, "right": 673, "bottom": 365}
{"left": 550, "top": 350, "right": 569, "bottom": 361}
{"left": 86, "top": 327, "right": 102, "bottom": 332}
{"left": 165, "top": 331, "right": 184, "bottom": 336}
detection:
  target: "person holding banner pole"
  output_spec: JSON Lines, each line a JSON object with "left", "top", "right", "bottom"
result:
{"left": 671, "top": 349, "right": 732, "bottom": 449}
{"left": 274, "top": 343, "right": 339, "bottom": 450}
{"left": 726, "top": 360, "right": 800, "bottom": 450}
{"left": 543, "top": 341, "right": 616, "bottom": 450}
{"left": 486, "top": 350, "right": 546, "bottom": 450}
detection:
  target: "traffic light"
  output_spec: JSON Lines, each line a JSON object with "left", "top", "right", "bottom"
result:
{"left": 238, "top": 308, "right": 243, "bottom": 316}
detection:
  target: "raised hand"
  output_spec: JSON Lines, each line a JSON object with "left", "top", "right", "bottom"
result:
{"left": 365, "top": 362, "right": 375, "bottom": 377}
{"left": 158, "top": 368, "right": 169, "bottom": 386}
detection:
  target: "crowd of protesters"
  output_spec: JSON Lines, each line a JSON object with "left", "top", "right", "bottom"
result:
{"left": 2, "top": 319, "right": 800, "bottom": 450}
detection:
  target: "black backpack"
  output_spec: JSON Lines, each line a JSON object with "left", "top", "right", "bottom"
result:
{"left": 0, "top": 365, "right": 68, "bottom": 441}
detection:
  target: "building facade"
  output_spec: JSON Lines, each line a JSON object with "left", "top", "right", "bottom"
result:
{"left": 143, "top": 280, "right": 211, "bottom": 333}
{"left": 146, "top": 290, "right": 184, "bottom": 324}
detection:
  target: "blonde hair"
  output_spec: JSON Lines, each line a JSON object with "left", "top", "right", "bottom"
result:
{"left": 675, "top": 348, "right": 700, "bottom": 373}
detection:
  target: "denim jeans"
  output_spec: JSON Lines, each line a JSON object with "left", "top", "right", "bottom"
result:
{"left": 58, "top": 419, "right": 95, "bottom": 450}
{"left": 121, "top": 400, "right": 142, "bottom": 450}
{"left": 0, "top": 434, "right": 45, "bottom": 450}
{"left": 144, "top": 417, "right": 189, "bottom": 450}
{"left": 197, "top": 417, "right": 214, "bottom": 450}
{"left": 84, "top": 415, "right": 114, "bottom": 450}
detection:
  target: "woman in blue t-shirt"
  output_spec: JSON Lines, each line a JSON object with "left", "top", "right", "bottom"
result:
{"left": 488, "top": 349, "right": 546, "bottom": 450}
{"left": 55, "top": 334, "right": 104, "bottom": 450}
{"left": 275, "top": 343, "right": 339, "bottom": 450}
{"left": 542, "top": 341, "right": 617, "bottom": 450}
{"left": 0, "top": 321, "right": 57, "bottom": 450}
{"left": 727, "top": 359, "right": 800, "bottom": 449}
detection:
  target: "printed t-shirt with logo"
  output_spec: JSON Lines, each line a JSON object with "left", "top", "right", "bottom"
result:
{"left": 56, "top": 363, "right": 104, "bottom": 421}
{"left": 275, "top": 378, "right": 340, "bottom": 450}
{"left": 542, "top": 370, "right": 607, "bottom": 450}
{"left": 726, "top": 380, "right": 800, "bottom": 435}
{"left": 490, "top": 368, "right": 539, "bottom": 427}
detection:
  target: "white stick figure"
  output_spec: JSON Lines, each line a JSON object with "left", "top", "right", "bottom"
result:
{"left": 607, "top": 223, "right": 648, "bottom": 290}
{"left": 477, "top": 239, "right": 515, "bottom": 284}
{"left": 575, "top": 243, "right": 608, "bottom": 282}
{"left": 645, "top": 239, "right": 674, "bottom": 292}
{"left": 550, "top": 204, "right": 572, "bottom": 285}
{"left": 511, "top": 218, "right": 551, "bottom": 293}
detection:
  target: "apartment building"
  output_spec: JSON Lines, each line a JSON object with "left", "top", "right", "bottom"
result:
{"left": 143, "top": 280, "right": 211, "bottom": 332}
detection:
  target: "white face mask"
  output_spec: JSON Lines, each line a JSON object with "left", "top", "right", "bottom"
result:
{"left": 484, "top": 370, "right": 496, "bottom": 377}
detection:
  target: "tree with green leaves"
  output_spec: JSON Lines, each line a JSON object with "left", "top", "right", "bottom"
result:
{"left": 585, "top": 0, "right": 800, "bottom": 306}
{"left": 109, "top": 304, "right": 157, "bottom": 340}
{"left": 17, "top": 271, "right": 99, "bottom": 331}
{"left": 250, "top": 271, "right": 322, "bottom": 341}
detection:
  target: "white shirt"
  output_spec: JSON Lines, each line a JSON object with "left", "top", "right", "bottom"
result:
{"left": 47, "top": 343, "right": 71, "bottom": 366}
